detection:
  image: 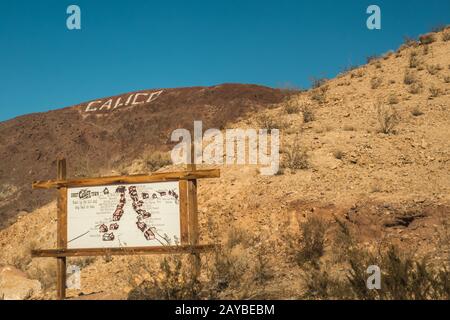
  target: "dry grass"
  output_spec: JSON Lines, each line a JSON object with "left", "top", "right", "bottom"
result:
{"left": 429, "top": 85, "right": 442, "bottom": 98}
{"left": 376, "top": 101, "right": 400, "bottom": 134}
{"left": 442, "top": 30, "right": 450, "bottom": 42}
{"left": 301, "top": 105, "right": 315, "bottom": 123}
{"left": 427, "top": 64, "right": 442, "bottom": 76}
{"left": 281, "top": 139, "right": 309, "bottom": 171}
{"left": 258, "top": 114, "right": 283, "bottom": 133}
{"left": 310, "top": 86, "right": 328, "bottom": 104}
{"left": 299, "top": 218, "right": 450, "bottom": 300}
{"left": 127, "top": 224, "right": 275, "bottom": 300}
{"left": 404, "top": 70, "right": 418, "bottom": 85}
{"left": 387, "top": 94, "right": 400, "bottom": 105}
{"left": 409, "top": 51, "right": 421, "bottom": 69}
{"left": 408, "top": 82, "right": 423, "bottom": 94}
{"left": 143, "top": 151, "right": 172, "bottom": 172}
{"left": 371, "top": 77, "right": 382, "bottom": 89}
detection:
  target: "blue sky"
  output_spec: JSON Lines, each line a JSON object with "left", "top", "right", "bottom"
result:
{"left": 0, "top": 0, "right": 449, "bottom": 121}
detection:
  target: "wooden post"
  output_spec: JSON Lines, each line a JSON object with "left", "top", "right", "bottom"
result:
{"left": 187, "top": 139, "right": 201, "bottom": 279}
{"left": 56, "top": 159, "right": 67, "bottom": 300}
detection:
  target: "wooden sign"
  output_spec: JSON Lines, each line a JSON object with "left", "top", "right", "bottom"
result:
{"left": 31, "top": 159, "right": 219, "bottom": 299}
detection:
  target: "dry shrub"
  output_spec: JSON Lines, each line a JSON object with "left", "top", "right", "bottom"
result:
{"left": 427, "top": 64, "right": 442, "bottom": 75}
{"left": 257, "top": 114, "right": 283, "bottom": 133}
{"left": 281, "top": 139, "right": 309, "bottom": 171}
{"left": 284, "top": 101, "right": 300, "bottom": 115}
{"left": 403, "top": 70, "right": 417, "bottom": 85}
{"left": 408, "top": 82, "right": 423, "bottom": 94}
{"left": 429, "top": 85, "right": 442, "bottom": 98}
{"left": 285, "top": 216, "right": 327, "bottom": 269}
{"left": 300, "top": 219, "right": 450, "bottom": 300}
{"left": 419, "top": 33, "right": 436, "bottom": 45}
{"left": 143, "top": 151, "right": 172, "bottom": 172}
{"left": 444, "top": 76, "right": 450, "bottom": 84}
{"left": 27, "top": 260, "right": 57, "bottom": 291}
{"left": 371, "top": 77, "right": 382, "bottom": 89}
{"left": 387, "top": 94, "right": 399, "bottom": 105}
{"left": 127, "top": 224, "right": 275, "bottom": 300}
{"left": 376, "top": 101, "right": 400, "bottom": 134}
{"left": 310, "top": 77, "right": 328, "bottom": 89}
{"left": 310, "top": 86, "right": 328, "bottom": 104}
{"left": 442, "top": 30, "right": 450, "bottom": 41}
{"left": 409, "top": 51, "right": 421, "bottom": 69}
{"left": 301, "top": 104, "right": 315, "bottom": 123}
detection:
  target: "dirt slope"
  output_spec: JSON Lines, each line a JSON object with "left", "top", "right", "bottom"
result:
{"left": 0, "top": 29, "right": 449, "bottom": 299}
{"left": 0, "top": 84, "right": 288, "bottom": 228}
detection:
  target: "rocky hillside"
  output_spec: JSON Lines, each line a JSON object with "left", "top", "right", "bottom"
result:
{"left": 0, "top": 84, "right": 288, "bottom": 228}
{"left": 0, "top": 28, "right": 449, "bottom": 300}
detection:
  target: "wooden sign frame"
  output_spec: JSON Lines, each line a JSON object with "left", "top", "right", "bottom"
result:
{"left": 31, "top": 159, "right": 219, "bottom": 300}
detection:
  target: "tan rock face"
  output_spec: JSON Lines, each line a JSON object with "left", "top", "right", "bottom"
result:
{"left": 0, "top": 266, "right": 42, "bottom": 300}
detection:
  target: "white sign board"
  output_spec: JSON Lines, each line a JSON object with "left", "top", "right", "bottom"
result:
{"left": 67, "top": 181, "right": 180, "bottom": 249}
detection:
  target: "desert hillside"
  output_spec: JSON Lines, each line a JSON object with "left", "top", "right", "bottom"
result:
{"left": 0, "top": 28, "right": 449, "bottom": 300}
{"left": 0, "top": 84, "right": 288, "bottom": 229}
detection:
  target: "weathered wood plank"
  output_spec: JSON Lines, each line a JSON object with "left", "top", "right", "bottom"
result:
{"left": 32, "top": 169, "right": 220, "bottom": 189}
{"left": 31, "top": 245, "right": 216, "bottom": 258}
{"left": 179, "top": 180, "right": 189, "bottom": 245}
{"left": 56, "top": 159, "right": 67, "bottom": 300}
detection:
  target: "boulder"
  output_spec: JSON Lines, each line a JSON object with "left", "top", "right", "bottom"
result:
{"left": 0, "top": 266, "right": 42, "bottom": 300}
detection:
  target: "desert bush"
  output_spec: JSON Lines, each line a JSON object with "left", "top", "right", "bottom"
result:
{"left": 127, "top": 225, "right": 274, "bottom": 300}
{"left": 403, "top": 36, "right": 418, "bottom": 48}
{"left": 442, "top": 30, "right": 450, "bottom": 41}
{"left": 371, "top": 77, "right": 382, "bottom": 89}
{"left": 284, "top": 101, "right": 300, "bottom": 115}
{"left": 427, "top": 64, "right": 442, "bottom": 75}
{"left": 310, "top": 77, "right": 328, "bottom": 89}
{"left": 27, "top": 260, "right": 57, "bottom": 291}
{"left": 281, "top": 140, "right": 309, "bottom": 171}
{"left": 445, "top": 76, "right": 450, "bottom": 84}
{"left": 387, "top": 94, "right": 399, "bottom": 105}
{"left": 143, "top": 151, "right": 172, "bottom": 172}
{"left": 367, "top": 55, "right": 380, "bottom": 64}
{"left": 419, "top": 33, "right": 436, "bottom": 45}
{"left": 300, "top": 219, "right": 450, "bottom": 300}
{"left": 351, "top": 69, "right": 365, "bottom": 79}
{"left": 258, "top": 114, "right": 282, "bottom": 133}
{"left": 376, "top": 101, "right": 400, "bottom": 134}
{"left": 301, "top": 105, "right": 315, "bottom": 123}
{"left": 429, "top": 85, "right": 442, "bottom": 98}
{"left": 310, "top": 86, "right": 328, "bottom": 104}
{"left": 409, "top": 51, "right": 421, "bottom": 69}
{"left": 287, "top": 216, "right": 328, "bottom": 269}
{"left": 403, "top": 71, "right": 417, "bottom": 85}
{"left": 408, "top": 82, "right": 423, "bottom": 94}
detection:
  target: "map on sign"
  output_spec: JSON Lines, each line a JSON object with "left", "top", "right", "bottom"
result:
{"left": 67, "top": 181, "right": 180, "bottom": 249}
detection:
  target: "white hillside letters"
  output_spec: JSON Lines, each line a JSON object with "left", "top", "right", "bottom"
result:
{"left": 171, "top": 121, "right": 280, "bottom": 176}
{"left": 84, "top": 90, "right": 163, "bottom": 112}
